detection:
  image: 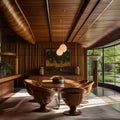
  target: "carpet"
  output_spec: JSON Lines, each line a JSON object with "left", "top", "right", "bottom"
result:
{"left": 0, "top": 89, "right": 120, "bottom": 120}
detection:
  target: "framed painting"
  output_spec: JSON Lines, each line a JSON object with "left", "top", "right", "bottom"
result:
{"left": 45, "top": 49, "right": 71, "bottom": 68}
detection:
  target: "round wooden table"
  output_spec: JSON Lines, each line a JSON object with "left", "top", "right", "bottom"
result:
{"left": 41, "top": 79, "right": 80, "bottom": 88}
{"left": 41, "top": 79, "right": 80, "bottom": 109}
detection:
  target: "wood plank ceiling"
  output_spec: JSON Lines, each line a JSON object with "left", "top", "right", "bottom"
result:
{"left": 0, "top": 0, "right": 120, "bottom": 49}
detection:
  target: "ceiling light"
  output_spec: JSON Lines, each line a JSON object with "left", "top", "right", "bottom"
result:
{"left": 59, "top": 43, "right": 67, "bottom": 53}
{"left": 56, "top": 48, "right": 63, "bottom": 56}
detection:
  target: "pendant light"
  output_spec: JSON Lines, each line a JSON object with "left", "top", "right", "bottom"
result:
{"left": 56, "top": 48, "right": 63, "bottom": 56}
{"left": 56, "top": 18, "right": 67, "bottom": 56}
{"left": 59, "top": 43, "right": 67, "bottom": 53}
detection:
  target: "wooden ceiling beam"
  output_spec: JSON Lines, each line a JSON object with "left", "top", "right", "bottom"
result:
{"left": 0, "top": 0, "right": 36, "bottom": 44}
{"left": 65, "top": 0, "right": 89, "bottom": 42}
{"left": 1, "top": 0, "right": 119, "bottom": 47}
{"left": 69, "top": 0, "right": 101, "bottom": 43}
{"left": 76, "top": 0, "right": 117, "bottom": 48}
{"left": 44, "top": 0, "right": 52, "bottom": 45}
{"left": 87, "top": 23, "right": 120, "bottom": 49}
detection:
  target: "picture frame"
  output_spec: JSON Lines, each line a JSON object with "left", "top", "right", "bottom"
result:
{"left": 45, "top": 49, "right": 71, "bottom": 68}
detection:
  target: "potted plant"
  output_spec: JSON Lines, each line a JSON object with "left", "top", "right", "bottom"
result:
{"left": 0, "top": 62, "right": 13, "bottom": 78}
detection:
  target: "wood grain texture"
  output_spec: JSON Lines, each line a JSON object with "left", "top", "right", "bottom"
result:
{"left": 0, "top": 0, "right": 119, "bottom": 48}
{"left": 0, "top": 74, "right": 22, "bottom": 97}
{"left": 17, "top": 41, "right": 85, "bottom": 80}
{"left": 0, "top": 0, "right": 36, "bottom": 44}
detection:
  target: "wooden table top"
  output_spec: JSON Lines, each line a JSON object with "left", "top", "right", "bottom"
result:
{"left": 41, "top": 79, "right": 80, "bottom": 88}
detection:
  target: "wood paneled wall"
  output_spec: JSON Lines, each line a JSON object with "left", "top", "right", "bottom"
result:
{"left": 1, "top": 31, "right": 86, "bottom": 87}
{"left": 1, "top": 38, "right": 86, "bottom": 87}
{"left": 1, "top": 31, "right": 17, "bottom": 75}
{"left": 0, "top": 13, "right": 86, "bottom": 88}
{"left": 17, "top": 40, "right": 86, "bottom": 79}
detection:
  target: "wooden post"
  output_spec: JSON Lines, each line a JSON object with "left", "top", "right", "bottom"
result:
{"left": 15, "top": 41, "right": 18, "bottom": 74}
{"left": 89, "top": 55, "right": 101, "bottom": 88}
{"left": 0, "top": 30, "right": 1, "bottom": 62}
{"left": 93, "top": 60, "right": 98, "bottom": 88}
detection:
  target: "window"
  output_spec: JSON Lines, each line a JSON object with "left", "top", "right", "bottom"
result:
{"left": 87, "top": 44, "right": 120, "bottom": 87}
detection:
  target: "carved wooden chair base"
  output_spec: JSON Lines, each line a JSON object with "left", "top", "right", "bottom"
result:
{"left": 34, "top": 108, "right": 51, "bottom": 112}
{"left": 34, "top": 104, "right": 51, "bottom": 112}
{"left": 63, "top": 107, "right": 82, "bottom": 116}
{"left": 63, "top": 110, "right": 81, "bottom": 116}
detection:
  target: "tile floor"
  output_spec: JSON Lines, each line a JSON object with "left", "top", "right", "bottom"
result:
{"left": 92, "top": 87, "right": 120, "bottom": 112}
{"left": 0, "top": 87, "right": 120, "bottom": 120}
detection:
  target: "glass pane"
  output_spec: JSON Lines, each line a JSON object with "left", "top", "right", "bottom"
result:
{"left": 87, "top": 50, "right": 94, "bottom": 55}
{"left": 98, "top": 58, "right": 103, "bottom": 83}
{"left": 104, "top": 56, "right": 115, "bottom": 85}
{"left": 104, "top": 47, "right": 114, "bottom": 56}
{"left": 87, "top": 56, "right": 93, "bottom": 81}
{"left": 87, "top": 49, "right": 102, "bottom": 55}
{"left": 104, "top": 56, "right": 114, "bottom": 64}
{"left": 93, "top": 49, "right": 102, "bottom": 55}
{"left": 87, "top": 49, "right": 102, "bottom": 82}
{"left": 115, "top": 44, "right": 120, "bottom": 55}
{"left": 87, "top": 44, "right": 120, "bottom": 88}
{"left": 114, "top": 56, "right": 120, "bottom": 87}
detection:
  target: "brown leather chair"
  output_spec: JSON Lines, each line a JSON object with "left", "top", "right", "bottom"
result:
{"left": 80, "top": 81, "right": 94, "bottom": 104}
{"left": 24, "top": 79, "right": 41, "bottom": 102}
{"left": 30, "top": 84, "right": 56, "bottom": 112}
{"left": 61, "top": 87, "right": 84, "bottom": 115}
{"left": 77, "top": 80, "right": 88, "bottom": 84}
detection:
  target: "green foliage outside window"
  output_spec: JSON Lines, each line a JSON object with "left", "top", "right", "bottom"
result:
{"left": 0, "top": 62, "right": 13, "bottom": 77}
{"left": 87, "top": 44, "right": 120, "bottom": 87}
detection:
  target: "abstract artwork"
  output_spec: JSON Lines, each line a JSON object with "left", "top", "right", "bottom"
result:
{"left": 45, "top": 49, "right": 71, "bottom": 68}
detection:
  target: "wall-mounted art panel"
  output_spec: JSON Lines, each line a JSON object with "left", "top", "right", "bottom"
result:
{"left": 45, "top": 49, "right": 71, "bottom": 68}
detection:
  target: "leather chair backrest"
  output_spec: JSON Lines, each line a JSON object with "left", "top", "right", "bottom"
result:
{"left": 30, "top": 85, "right": 55, "bottom": 104}
{"left": 24, "top": 79, "right": 41, "bottom": 95}
{"left": 81, "top": 81, "right": 94, "bottom": 97}
{"left": 61, "top": 88, "right": 84, "bottom": 106}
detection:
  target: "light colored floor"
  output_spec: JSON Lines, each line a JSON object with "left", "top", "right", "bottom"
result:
{"left": 0, "top": 87, "right": 120, "bottom": 120}
{"left": 92, "top": 87, "right": 120, "bottom": 112}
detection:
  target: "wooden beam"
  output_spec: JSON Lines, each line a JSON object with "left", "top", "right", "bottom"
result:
{"left": 65, "top": 0, "right": 89, "bottom": 42}
{"left": 0, "top": 0, "right": 36, "bottom": 44}
{"left": 70, "top": 0, "right": 101, "bottom": 42}
{"left": 44, "top": 0, "right": 52, "bottom": 47}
